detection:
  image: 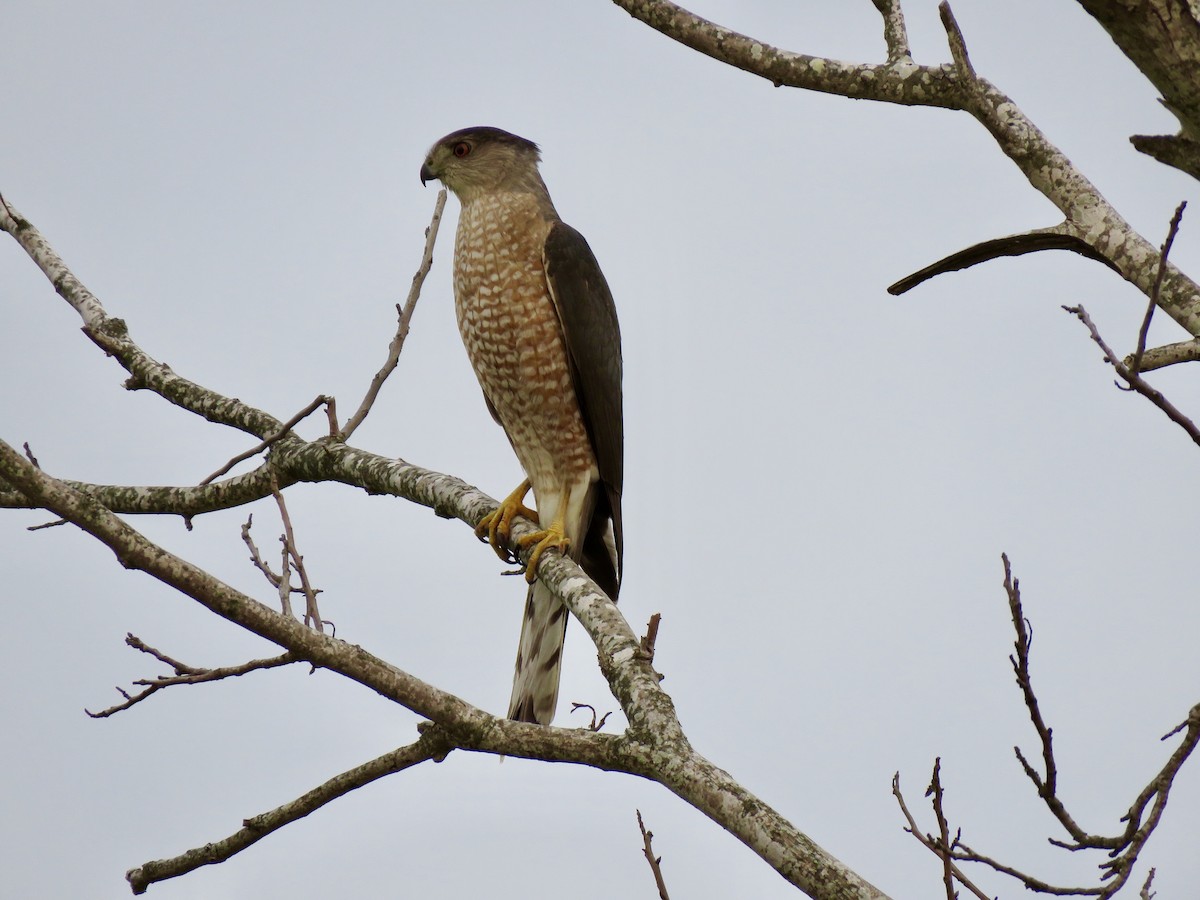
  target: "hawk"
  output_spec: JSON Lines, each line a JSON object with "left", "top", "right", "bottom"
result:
{"left": 420, "top": 127, "right": 623, "bottom": 725}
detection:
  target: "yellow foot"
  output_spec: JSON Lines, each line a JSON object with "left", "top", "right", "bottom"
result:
{"left": 476, "top": 479, "right": 537, "bottom": 562}
{"left": 516, "top": 522, "right": 571, "bottom": 584}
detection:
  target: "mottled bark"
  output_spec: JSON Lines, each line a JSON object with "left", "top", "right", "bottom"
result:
{"left": 1076, "top": 0, "right": 1200, "bottom": 177}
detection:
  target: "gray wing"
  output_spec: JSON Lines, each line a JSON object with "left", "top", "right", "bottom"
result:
{"left": 543, "top": 221, "right": 623, "bottom": 582}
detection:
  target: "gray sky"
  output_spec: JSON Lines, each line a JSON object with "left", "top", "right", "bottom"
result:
{"left": 3, "top": 2, "right": 1198, "bottom": 898}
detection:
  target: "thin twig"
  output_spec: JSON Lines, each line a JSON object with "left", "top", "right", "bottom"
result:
{"left": 1064, "top": 304, "right": 1200, "bottom": 447}
{"left": 569, "top": 703, "right": 612, "bottom": 732}
{"left": 925, "top": 760, "right": 957, "bottom": 900}
{"left": 270, "top": 482, "right": 325, "bottom": 632}
{"left": 27, "top": 517, "right": 66, "bottom": 531}
{"left": 200, "top": 394, "right": 331, "bottom": 485}
{"left": 1128, "top": 201, "right": 1186, "bottom": 377}
{"left": 242, "top": 514, "right": 279, "bottom": 587}
{"left": 636, "top": 810, "right": 671, "bottom": 900}
{"left": 16, "top": 443, "right": 61, "bottom": 529}
{"left": 891, "top": 773, "right": 991, "bottom": 900}
{"left": 916, "top": 556, "right": 1200, "bottom": 898}
{"left": 277, "top": 535, "right": 293, "bottom": 618}
{"left": 86, "top": 633, "right": 298, "bottom": 718}
{"left": 339, "top": 189, "right": 447, "bottom": 441}
{"left": 1139, "top": 867, "right": 1156, "bottom": 900}
{"left": 125, "top": 633, "right": 204, "bottom": 675}
{"left": 1004, "top": 554, "right": 1077, "bottom": 832}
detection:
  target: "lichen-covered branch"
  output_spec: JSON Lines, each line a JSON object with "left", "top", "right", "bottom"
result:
{"left": 0, "top": 462, "right": 284, "bottom": 516}
{"left": 126, "top": 730, "right": 455, "bottom": 894}
{"left": 0, "top": 196, "right": 286, "bottom": 441}
{"left": 1075, "top": 0, "right": 1200, "bottom": 177}
{"left": 1, "top": 435, "right": 889, "bottom": 900}
{"left": 609, "top": 0, "right": 1200, "bottom": 336}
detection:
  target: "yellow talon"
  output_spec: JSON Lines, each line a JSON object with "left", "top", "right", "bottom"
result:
{"left": 476, "top": 479, "right": 537, "bottom": 562}
{"left": 516, "top": 508, "right": 570, "bottom": 584}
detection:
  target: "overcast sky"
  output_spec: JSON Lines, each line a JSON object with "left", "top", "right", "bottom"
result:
{"left": 3, "top": 2, "right": 1198, "bottom": 898}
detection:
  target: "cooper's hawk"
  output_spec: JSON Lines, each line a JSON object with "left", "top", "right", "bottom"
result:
{"left": 420, "top": 127, "right": 623, "bottom": 725}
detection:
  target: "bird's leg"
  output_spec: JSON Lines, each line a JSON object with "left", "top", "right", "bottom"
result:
{"left": 516, "top": 491, "right": 571, "bottom": 584}
{"left": 475, "top": 478, "right": 537, "bottom": 562}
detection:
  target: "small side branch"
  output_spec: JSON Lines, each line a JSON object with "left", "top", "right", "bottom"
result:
{"left": 870, "top": 0, "right": 911, "bottom": 64}
{"left": 938, "top": 1, "right": 977, "bottom": 85}
{"left": 636, "top": 809, "right": 671, "bottom": 900}
{"left": 200, "top": 395, "right": 332, "bottom": 485}
{"left": 1130, "top": 134, "right": 1200, "bottom": 182}
{"left": 1128, "top": 202, "right": 1186, "bottom": 377}
{"left": 892, "top": 770, "right": 991, "bottom": 900}
{"left": 126, "top": 730, "right": 453, "bottom": 894}
{"left": 897, "top": 555, "right": 1200, "bottom": 897}
{"left": 1003, "top": 555, "right": 1087, "bottom": 842}
{"left": 638, "top": 612, "right": 662, "bottom": 664}
{"left": 1123, "top": 338, "right": 1200, "bottom": 372}
{"left": 270, "top": 481, "right": 326, "bottom": 632}
{"left": 339, "top": 189, "right": 447, "bottom": 441}
{"left": 569, "top": 703, "right": 613, "bottom": 732}
{"left": 1063, "top": 304, "right": 1200, "bottom": 447}
{"left": 888, "top": 229, "right": 1118, "bottom": 295}
{"left": 1139, "top": 867, "right": 1156, "bottom": 900}
{"left": 86, "top": 633, "right": 298, "bottom": 718}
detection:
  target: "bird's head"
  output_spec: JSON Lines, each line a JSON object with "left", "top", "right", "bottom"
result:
{"left": 420, "top": 126, "right": 543, "bottom": 201}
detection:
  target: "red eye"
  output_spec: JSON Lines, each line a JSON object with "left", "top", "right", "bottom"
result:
{"left": 453, "top": 141, "right": 471, "bottom": 158}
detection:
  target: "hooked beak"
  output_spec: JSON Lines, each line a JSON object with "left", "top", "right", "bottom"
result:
{"left": 419, "top": 160, "right": 436, "bottom": 186}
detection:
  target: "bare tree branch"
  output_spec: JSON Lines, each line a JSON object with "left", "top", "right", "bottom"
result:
{"left": 569, "top": 703, "right": 613, "bottom": 732}
{"left": 1064, "top": 304, "right": 1200, "bottom": 447}
{"left": 891, "top": 772, "right": 991, "bottom": 900}
{"left": 0, "top": 463, "right": 284, "bottom": 517}
{"left": 1129, "top": 203, "right": 1187, "bottom": 377}
{"left": 636, "top": 809, "right": 671, "bottom": 900}
{"left": 1122, "top": 337, "right": 1200, "bottom": 372}
{"left": 870, "top": 0, "right": 912, "bottom": 64}
{"left": 0, "top": 437, "right": 890, "bottom": 900}
{"left": 126, "top": 729, "right": 454, "bottom": 894}
{"left": 1130, "top": 134, "right": 1200, "bottom": 182}
{"left": 339, "top": 189, "right": 447, "bottom": 441}
{"left": 924, "top": 759, "right": 957, "bottom": 900}
{"left": 86, "top": 634, "right": 298, "bottom": 718}
{"left": 270, "top": 479, "right": 325, "bottom": 631}
{"left": 1139, "top": 867, "right": 1156, "bottom": 900}
{"left": 938, "top": 1, "right": 976, "bottom": 86}
{"left": 897, "top": 555, "right": 1200, "bottom": 897}
{"left": 1003, "top": 555, "right": 1085, "bottom": 842}
{"left": 0, "top": 196, "right": 289, "bottom": 441}
{"left": 888, "top": 228, "right": 1119, "bottom": 295}
{"left": 1074, "top": 0, "right": 1200, "bottom": 178}
{"left": 608, "top": 1, "right": 1200, "bottom": 336}
{"left": 6, "top": 7, "right": 1195, "bottom": 896}
{"left": 200, "top": 395, "right": 333, "bottom": 486}
{"left": 638, "top": 612, "right": 662, "bottom": 665}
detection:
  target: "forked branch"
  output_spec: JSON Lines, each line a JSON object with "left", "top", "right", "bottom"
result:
{"left": 896, "top": 555, "right": 1200, "bottom": 897}
{"left": 86, "top": 633, "right": 298, "bottom": 718}
{"left": 610, "top": 0, "right": 1200, "bottom": 335}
